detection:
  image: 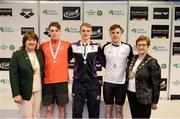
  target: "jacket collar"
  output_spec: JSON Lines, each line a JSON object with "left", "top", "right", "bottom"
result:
{"left": 22, "top": 49, "right": 35, "bottom": 71}
{"left": 77, "top": 40, "right": 93, "bottom": 46}
{"left": 128, "top": 54, "right": 153, "bottom": 72}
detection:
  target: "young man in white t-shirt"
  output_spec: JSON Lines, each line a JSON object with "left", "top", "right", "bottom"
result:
{"left": 102, "top": 24, "right": 133, "bottom": 118}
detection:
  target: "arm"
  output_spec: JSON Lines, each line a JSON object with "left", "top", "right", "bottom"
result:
{"left": 148, "top": 59, "right": 161, "bottom": 104}
{"left": 97, "top": 45, "right": 106, "bottom": 68}
{"left": 68, "top": 45, "right": 73, "bottom": 62}
{"left": 9, "top": 52, "right": 23, "bottom": 104}
{"left": 127, "top": 44, "right": 134, "bottom": 66}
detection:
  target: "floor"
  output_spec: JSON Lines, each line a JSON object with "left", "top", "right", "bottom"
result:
{"left": 1, "top": 99, "right": 180, "bottom": 118}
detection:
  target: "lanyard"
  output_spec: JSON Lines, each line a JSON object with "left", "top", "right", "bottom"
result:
{"left": 111, "top": 43, "right": 121, "bottom": 68}
{"left": 49, "top": 40, "right": 61, "bottom": 63}
{"left": 80, "top": 41, "right": 90, "bottom": 64}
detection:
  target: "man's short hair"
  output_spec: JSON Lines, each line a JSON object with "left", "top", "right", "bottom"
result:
{"left": 109, "top": 24, "right": 124, "bottom": 33}
{"left": 48, "top": 22, "right": 61, "bottom": 30}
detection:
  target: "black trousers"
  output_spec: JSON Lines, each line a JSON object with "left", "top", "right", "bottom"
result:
{"left": 127, "top": 90, "right": 151, "bottom": 118}
{"left": 72, "top": 79, "right": 101, "bottom": 118}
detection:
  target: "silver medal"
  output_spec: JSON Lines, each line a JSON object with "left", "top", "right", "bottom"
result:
{"left": 84, "top": 60, "right": 87, "bottom": 64}
{"left": 111, "top": 43, "right": 121, "bottom": 69}
{"left": 80, "top": 42, "right": 90, "bottom": 65}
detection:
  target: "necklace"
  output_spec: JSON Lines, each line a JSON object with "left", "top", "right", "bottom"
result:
{"left": 111, "top": 43, "right": 121, "bottom": 68}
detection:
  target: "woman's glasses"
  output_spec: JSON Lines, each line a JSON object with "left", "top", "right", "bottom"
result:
{"left": 136, "top": 44, "right": 148, "bottom": 47}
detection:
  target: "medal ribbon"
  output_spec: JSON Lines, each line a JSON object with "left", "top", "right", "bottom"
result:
{"left": 49, "top": 40, "right": 61, "bottom": 63}
{"left": 111, "top": 43, "right": 121, "bottom": 67}
{"left": 80, "top": 41, "right": 90, "bottom": 62}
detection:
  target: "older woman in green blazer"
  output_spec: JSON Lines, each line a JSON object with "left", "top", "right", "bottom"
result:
{"left": 9, "top": 32, "right": 44, "bottom": 118}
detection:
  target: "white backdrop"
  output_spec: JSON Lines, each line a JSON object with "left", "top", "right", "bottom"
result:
{"left": 169, "top": 4, "right": 180, "bottom": 99}
{"left": 128, "top": 1, "right": 172, "bottom": 99}
{"left": 84, "top": 1, "right": 128, "bottom": 45}
{"left": 39, "top": 1, "right": 83, "bottom": 43}
{"left": 0, "top": 1, "right": 39, "bottom": 110}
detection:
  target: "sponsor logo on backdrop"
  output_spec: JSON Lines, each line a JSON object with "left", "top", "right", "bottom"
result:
{"left": 20, "top": 8, "right": 34, "bottom": 19}
{"left": 174, "top": 26, "right": 180, "bottom": 37}
{"left": 42, "top": 9, "right": 58, "bottom": 15}
{"left": 86, "top": 10, "right": 96, "bottom": 15}
{"left": 170, "top": 95, "right": 180, "bottom": 100}
{"left": 86, "top": 10, "right": 102, "bottom": 16}
{"left": 21, "top": 27, "right": 34, "bottom": 35}
{"left": 63, "top": 7, "right": 80, "bottom": 20}
{"left": 0, "top": 44, "right": 8, "bottom": 50}
{"left": 173, "top": 63, "right": 180, "bottom": 68}
{"left": 0, "top": 26, "right": 15, "bottom": 32}
{"left": 0, "top": 78, "right": 10, "bottom": 85}
{"left": 130, "top": 7, "right": 148, "bottom": 20}
{"left": 0, "top": 58, "right": 10, "bottom": 71}
{"left": 9, "top": 45, "right": 15, "bottom": 51}
{"left": 152, "top": 45, "right": 167, "bottom": 52}
{"left": 172, "top": 80, "right": 180, "bottom": 86}
{"left": 131, "top": 28, "right": 147, "bottom": 34}
{"left": 109, "top": 10, "right": 124, "bottom": 16}
{"left": 173, "top": 42, "right": 180, "bottom": 55}
{"left": 0, "top": 8, "right": 12, "bottom": 16}
{"left": 160, "top": 78, "right": 167, "bottom": 91}
{"left": 175, "top": 7, "right": 180, "bottom": 20}
{"left": 97, "top": 10, "right": 102, "bottom": 16}
{"left": 151, "top": 25, "right": 169, "bottom": 39}
{"left": 64, "top": 27, "right": 79, "bottom": 33}
{"left": 153, "top": 8, "right": 169, "bottom": 19}
{"left": 0, "top": 44, "right": 15, "bottom": 51}
{"left": 91, "top": 26, "right": 103, "bottom": 40}
{"left": 160, "top": 63, "right": 167, "bottom": 69}
{"left": 44, "top": 28, "right": 50, "bottom": 37}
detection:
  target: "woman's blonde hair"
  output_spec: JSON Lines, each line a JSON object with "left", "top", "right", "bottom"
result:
{"left": 136, "top": 35, "right": 150, "bottom": 46}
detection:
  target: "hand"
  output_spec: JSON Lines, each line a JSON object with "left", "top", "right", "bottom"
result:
{"left": 13, "top": 95, "right": 23, "bottom": 104}
{"left": 151, "top": 103, "right": 157, "bottom": 110}
{"left": 97, "top": 43, "right": 102, "bottom": 48}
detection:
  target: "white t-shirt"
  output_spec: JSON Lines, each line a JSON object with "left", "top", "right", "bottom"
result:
{"left": 103, "top": 42, "right": 132, "bottom": 84}
{"left": 128, "top": 59, "right": 142, "bottom": 92}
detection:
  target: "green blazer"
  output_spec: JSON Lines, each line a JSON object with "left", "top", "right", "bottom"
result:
{"left": 9, "top": 49, "right": 44, "bottom": 100}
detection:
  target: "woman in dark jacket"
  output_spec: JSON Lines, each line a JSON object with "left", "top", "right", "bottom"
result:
{"left": 126, "top": 35, "right": 161, "bottom": 118}
{"left": 9, "top": 32, "right": 44, "bottom": 118}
